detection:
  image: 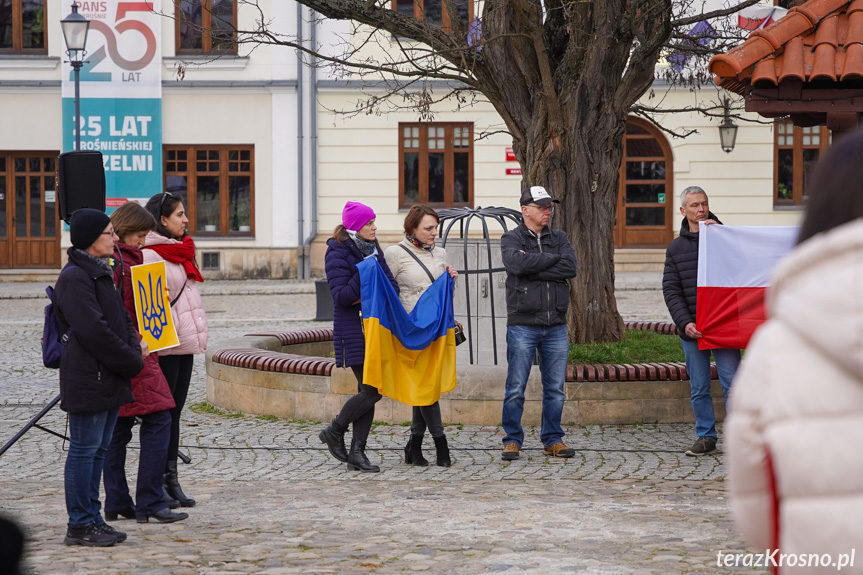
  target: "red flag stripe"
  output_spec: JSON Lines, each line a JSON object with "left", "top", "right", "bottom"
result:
{"left": 696, "top": 286, "right": 767, "bottom": 350}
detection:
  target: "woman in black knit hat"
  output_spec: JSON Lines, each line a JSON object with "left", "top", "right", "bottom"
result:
{"left": 55, "top": 208, "right": 147, "bottom": 547}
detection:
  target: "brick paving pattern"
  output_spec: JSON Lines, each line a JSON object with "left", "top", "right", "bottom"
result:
{"left": 0, "top": 274, "right": 765, "bottom": 574}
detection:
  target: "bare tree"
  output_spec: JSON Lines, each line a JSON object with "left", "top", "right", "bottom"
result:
{"left": 195, "top": 0, "right": 760, "bottom": 343}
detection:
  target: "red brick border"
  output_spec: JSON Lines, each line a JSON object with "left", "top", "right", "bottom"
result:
{"left": 211, "top": 323, "right": 717, "bottom": 382}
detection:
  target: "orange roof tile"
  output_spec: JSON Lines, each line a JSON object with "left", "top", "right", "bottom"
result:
{"left": 709, "top": 0, "right": 863, "bottom": 94}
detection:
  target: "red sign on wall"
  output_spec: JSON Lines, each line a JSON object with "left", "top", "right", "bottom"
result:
{"left": 505, "top": 147, "right": 516, "bottom": 162}
{"left": 506, "top": 168, "right": 522, "bottom": 176}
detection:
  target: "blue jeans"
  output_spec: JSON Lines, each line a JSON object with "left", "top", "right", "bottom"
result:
{"left": 680, "top": 338, "right": 741, "bottom": 439}
{"left": 104, "top": 410, "right": 172, "bottom": 516}
{"left": 65, "top": 408, "right": 120, "bottom": 528}
{"left": 502, "top": 324, "right": 569, "bottom": 447}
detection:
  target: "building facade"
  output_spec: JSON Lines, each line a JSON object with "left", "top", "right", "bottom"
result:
{"left": 0, "top": 0, "right": 808, "bottom": 278}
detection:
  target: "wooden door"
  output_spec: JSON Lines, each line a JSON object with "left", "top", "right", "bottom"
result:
{"left": 614, "top": 118, "right": 675, "bottom": 247}
{"left": 0, "top": 153, "right": 61, "bottom": 268}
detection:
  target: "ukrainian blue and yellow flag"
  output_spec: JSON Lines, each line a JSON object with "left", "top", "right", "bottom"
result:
{"left": 358, "top": 257, "right": 457, "bottom": 406}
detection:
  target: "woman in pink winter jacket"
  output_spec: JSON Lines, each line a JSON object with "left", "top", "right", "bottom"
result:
{"left": 142, "top": 192, "right": 208, "bottom": 508}
{"left": 728, "top": 128, "right": 863, "bottom": 574}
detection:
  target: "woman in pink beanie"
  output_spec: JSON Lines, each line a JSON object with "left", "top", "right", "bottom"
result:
{"left": 318, "top": 201, "right": 399, "bottom": 472}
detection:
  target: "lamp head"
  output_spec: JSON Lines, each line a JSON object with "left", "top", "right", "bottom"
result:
{"left": 61, "top": 2, "right": 90, "bottom": 60}
{"left": 718, "top": 99, "right": 738, "bottom": 153}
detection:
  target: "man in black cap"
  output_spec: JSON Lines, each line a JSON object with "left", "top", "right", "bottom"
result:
{"left": 499, "top": 186, "right": 578, "bottom": 461}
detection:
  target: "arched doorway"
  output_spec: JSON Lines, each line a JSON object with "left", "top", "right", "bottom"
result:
{"left": 614, "top": 117, "right": 674, "bottom": 248}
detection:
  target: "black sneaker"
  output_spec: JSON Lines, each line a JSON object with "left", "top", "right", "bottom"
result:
{"left": 685, "top": 437, "right": 718, "bottom": 456}
{"left": 64, "top": 523, "right": 117, "bottom": 547}
{"left": 94, "top": 522, "right": 127, "bottom": 543}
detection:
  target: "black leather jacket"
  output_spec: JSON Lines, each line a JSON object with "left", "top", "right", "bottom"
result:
{"left": 500, "top": 222, "right": 578, "bottom": 327}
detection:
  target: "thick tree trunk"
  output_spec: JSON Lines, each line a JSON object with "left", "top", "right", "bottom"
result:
{"left": 561, "top": 126, "right": 627, "bottom": 344}
{"left": 515, "top": 111, "right": 627, "bottom": 344}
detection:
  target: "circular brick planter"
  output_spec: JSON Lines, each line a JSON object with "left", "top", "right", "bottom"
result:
{"left": 206, "top": 322, "right": 726, "bottom": 426}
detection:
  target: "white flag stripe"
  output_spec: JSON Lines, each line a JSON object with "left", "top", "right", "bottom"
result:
{"left": 697, "top": 224, "right": 799, "bottom": 288}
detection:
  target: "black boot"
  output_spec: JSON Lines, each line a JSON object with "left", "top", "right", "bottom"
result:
{"left": 164, "top": 460, "right": 196, "bottom": 507}
{"left": 318, "top": 419, "right": 348, "bottom": 463}
{"left": 161, "top": 487, "right": 180, "bottom": 510}
{"left": 404, "top": 434, "right": 428, "bottom": 466}
{"left": 434, "top": 435, "right": 451, "bottom": 467}
{"left": 347, "top": 439, "right": 380, "bottom": 472}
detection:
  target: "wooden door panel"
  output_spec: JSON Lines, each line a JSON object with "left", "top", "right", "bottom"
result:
{"left": 623, "top": 228, "right": 670, "bottom": 246}
{"left": 614, "top": 119, "right": 674, "bottom": 249}
{"left": 0, "top": 170, "right": 8, "bottom": 267}
{"left": 2, "top": 153, "right": 60, "bottom": 269}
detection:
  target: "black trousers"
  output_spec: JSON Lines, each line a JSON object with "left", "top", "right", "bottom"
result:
{"left": 158, "top": 354, "right": 195, "bottom": 467}
{"left": 410, "top": 402, "right": 445, "bottom": 438}
{"left": 335, "top": 365, "right": 381, "bottom": 443}
{"left": 103, "top": 410, "right": 171, "bottom": 514}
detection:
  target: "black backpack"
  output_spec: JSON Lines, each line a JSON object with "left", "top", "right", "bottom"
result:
{"left": 41, "top": 265, "right": 78, "bottom": 369}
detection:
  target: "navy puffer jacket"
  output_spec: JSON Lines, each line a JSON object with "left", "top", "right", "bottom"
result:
{"left": 55, "top": 248, "right": 143, "bottom": 413}
{"left": 662, "top": 213, "right": 721, "bottom": 341}
{"left": 325, "top": 233, "right": 399, "bottom": 367}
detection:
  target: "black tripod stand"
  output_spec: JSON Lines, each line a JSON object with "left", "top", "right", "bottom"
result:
{"left": 0, "top": 394, "right": 192, "bottom": 463}
{"left": 0, "top": 394, "right": 67, "bottom": 457}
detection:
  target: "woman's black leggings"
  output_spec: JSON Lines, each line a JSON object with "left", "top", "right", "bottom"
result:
{"left": 334, "top": 365, "right": 381, "bottom": 443}
{"left": 158, "top": 354, "right": 195, "bottom": 466}
{"left": 410, "top": 402, "right": 445, "bottom": 438}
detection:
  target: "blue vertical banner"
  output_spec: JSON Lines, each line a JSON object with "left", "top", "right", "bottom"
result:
{"left": 61, "top": 1, "right": 162, "bottom": 206}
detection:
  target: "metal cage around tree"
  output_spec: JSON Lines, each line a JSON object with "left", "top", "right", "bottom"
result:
{"left": 437, "top": 206, "right": 522, "bottom": 365}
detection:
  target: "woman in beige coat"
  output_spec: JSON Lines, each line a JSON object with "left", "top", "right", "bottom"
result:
{"left": 384, "top": 205, "right": 458, "bottom": 467}
{"left": 728, "top": 128, "right": 863, "bottom": 573}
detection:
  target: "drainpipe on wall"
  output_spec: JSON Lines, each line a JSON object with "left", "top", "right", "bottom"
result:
{"left": 296, "top": 2, "right": 306, "bottom": 280}
{"left": 302, "top": 12, "right": 319, "bottom": 280}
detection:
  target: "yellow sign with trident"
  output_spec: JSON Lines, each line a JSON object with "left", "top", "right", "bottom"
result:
{"left": 131, "top": 261, "right": 180, "bottom": 352}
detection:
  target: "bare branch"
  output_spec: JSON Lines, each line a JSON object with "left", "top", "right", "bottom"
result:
{"left": 671, "top": 0, "right": 762, "bottom": 28}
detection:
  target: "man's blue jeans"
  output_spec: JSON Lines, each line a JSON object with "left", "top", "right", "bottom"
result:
{"left": 680, "top": 338, "right": 741, "bottom": 439}
{"left": 65, "top": 408, "right": 119, "bottom": 528}
{"left": 502, "top": 324, "right": 569, "bottom": 447}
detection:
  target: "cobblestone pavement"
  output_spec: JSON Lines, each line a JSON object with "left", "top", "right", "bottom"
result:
{"left": 0, "top": 275, "right": 763, "bottom": 574}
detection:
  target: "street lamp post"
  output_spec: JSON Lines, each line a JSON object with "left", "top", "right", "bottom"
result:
{"left": 718, "top": 97, "right": 739, "bottom": 154}
{"left": 61, "top": 2, "right": 90, "bottom": 152}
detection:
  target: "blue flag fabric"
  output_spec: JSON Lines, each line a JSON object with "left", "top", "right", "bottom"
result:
{"left": 358, "top": 257, "right": 457, "bottom": 406}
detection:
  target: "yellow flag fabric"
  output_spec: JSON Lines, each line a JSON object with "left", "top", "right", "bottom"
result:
{"left": 358, "top": 257, "right": 457, "bottom": 406}
{"left": 131, "top": 261, "right": 180, "bottom": 353}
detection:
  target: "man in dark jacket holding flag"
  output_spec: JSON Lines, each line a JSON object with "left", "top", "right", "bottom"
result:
{"left": 500, "top": 185, "right": 578, "bottom": 462}
{"left": 662, "top": 186, "right": 741, "bottom": 457}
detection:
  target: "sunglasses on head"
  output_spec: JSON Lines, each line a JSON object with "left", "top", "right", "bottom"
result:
{"left": 158, "top": 192, "right": 175, "bottom": 215}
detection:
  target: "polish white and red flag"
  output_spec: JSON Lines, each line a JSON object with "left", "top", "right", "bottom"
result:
{"left": 737, "top": 6, "right": 788, "bottom": 31}
{"left": 696, "top": 223, "right": 798, "bottom": 350}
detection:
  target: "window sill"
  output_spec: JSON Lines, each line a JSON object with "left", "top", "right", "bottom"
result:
{"left": 164, "top": 55, "right": 249, "bottom": 72}
{"left": 193, "top": 235, "right": 256, "bottom": 241}
{"left": 772, "top": 204, "right": 805, "bottom": 211}
{"left": 0, "top": 55, "right": 60, "bottom": 70}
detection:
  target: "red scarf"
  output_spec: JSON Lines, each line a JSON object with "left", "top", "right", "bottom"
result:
{"left": 145, "top": 236, "right": 204, "bottom": 282}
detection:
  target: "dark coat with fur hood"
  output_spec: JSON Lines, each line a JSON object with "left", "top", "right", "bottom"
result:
{"left": 55, "top": 248, "right": 143, "bottom": 413}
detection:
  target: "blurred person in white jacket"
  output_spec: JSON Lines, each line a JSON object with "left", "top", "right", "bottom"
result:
{"left": 728, "top": 127, "right": 863, "bottom": 573}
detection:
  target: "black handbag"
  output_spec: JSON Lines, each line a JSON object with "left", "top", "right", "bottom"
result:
{"left": 454, "top": 322, "right": 467, "bottom": 346}
{"left": 399, "top": 244, "right": 465, "bottom": 346}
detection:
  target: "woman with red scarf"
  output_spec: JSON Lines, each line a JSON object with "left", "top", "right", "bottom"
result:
{"left": 142, "top": 192, "right": 208, "bottom": 508}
